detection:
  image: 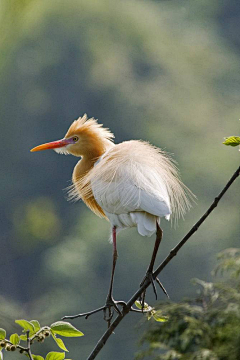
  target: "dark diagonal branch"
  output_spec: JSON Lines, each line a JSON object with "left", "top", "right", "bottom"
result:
{"left": 87, "top": 165, "right": 240, "bottom": 360}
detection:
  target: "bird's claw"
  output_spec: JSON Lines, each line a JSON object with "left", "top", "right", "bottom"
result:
{"left": 139, "top": 271, "right": 169, "bottom": 310}
{"left": 101, "top": 296, "right": 127, "bottom": 327}
{"left": 102, "top": 295, "right": 129, "bottom": 327}
{"left": 103, "top": 307, "right": 114, "bottom": 327}
{"left": 105, "top": 295, "right": 122, "bottom": 314}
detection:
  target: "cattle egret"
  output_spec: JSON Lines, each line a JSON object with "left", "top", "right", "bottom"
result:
{"left": 31, "top": 114, "right": 192, "bottom": 321}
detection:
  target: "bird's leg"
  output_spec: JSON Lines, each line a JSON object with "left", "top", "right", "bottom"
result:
{"left": 139, "top": 222, "right": 169, "bottom": 309}
{"left": 104, "top": 226, "right": 122, "bottom": 324}
{"left": 107, "top": 226, "right": 118, "bottom": 301}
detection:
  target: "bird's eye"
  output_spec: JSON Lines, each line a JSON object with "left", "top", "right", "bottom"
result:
{"left": 72, "top": 136, "right": 79, "bottom": 142}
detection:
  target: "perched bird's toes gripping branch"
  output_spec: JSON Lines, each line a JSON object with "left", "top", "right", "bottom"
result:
{"left": 139, "top": 223, "right": 169, "bottom": 310}
{"left": 31, "top": 114, "right": 193, "bottom": 324}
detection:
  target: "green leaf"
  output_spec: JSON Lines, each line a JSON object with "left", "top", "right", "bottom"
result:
{"left": 135, "top": 300, "right": 143, "bottom": 309}
{"left": 20, "top": 334, "right": 27, "bottom": 341}
{"left": 0, "top": 329, "right": 6, "bottom": 340}
{"left": 153, "top": 312, "right": 169, "bottom": 322}
{"left": 223, "top": 136, "right": 240, "bottom": 147}
{"left": 15, "top": 320, "right": 35, "bottom": 333}
{"left": 10, "top": 333, "right": 20, "bottom": 345}
{"left": 135, "top": 300, "right": 152, "bottom": 311}
{"left": 32, "top": 355, "right": 44, "bottom": 360}
{"left": 50, "top": 322, "right": 84, "bottom": 337}
{"left": 45, "top": 352, "right": 65, "bottom": 360}
{"left": 147, "top": 311, "right": 154, "bottom": 320}
{"left": 51, "top": 331, "right": 68, "bottom": 352}
{"left": 30, "top": 320, "right": 41, "bottom": 332}
{"left": 135, "top": 300, "right": 148, "bottom": 310}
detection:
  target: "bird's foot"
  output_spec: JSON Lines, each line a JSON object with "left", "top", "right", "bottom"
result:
{"left": 103, "top": 295, "right": 127, "bottom": 327}
{"left": 62, "top": 296, "right": 127, "bottom": 328}
{"left": 139, "top": 271, "right": 169, "bottom": 310}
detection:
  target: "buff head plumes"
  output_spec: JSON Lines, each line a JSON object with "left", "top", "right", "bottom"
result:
{"left": 31, "top": 114, "right": 114, "bottom": 158}
{"left": 63, "top": 114, "right": 115, "bottom": 157}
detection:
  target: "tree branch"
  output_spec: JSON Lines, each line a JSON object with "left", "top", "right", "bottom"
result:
{"left": 87, "top": 165, "right": 240, "bottom": 360}
{"left": 26, "top": 330, "right": 33, "bottom": 360}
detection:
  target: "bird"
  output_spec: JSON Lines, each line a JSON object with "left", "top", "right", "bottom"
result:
{"left": 31, "top": 114, "right": 192, "bottom": 320}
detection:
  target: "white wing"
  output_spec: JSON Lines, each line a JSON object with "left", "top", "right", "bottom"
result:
{"left": 77, "top": 140, "right": 192, "bottom": 223}
{"left": 91, "top": 164, "right": 171, "bottom": 218}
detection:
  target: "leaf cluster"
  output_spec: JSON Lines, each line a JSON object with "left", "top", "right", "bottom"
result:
{"left": 223, "top": 136, "right": 240, "bottom": 148}
{"left": 136, "top": 248, "right": 240, "bottom": 360}
{"left": 0, "top": 319, "right": 83, "bottom": 360}
{"left": 135, "top": 301, "right": 169, "bottom": 322}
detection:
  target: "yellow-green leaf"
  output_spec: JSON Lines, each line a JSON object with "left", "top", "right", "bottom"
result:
{"left": 32, "top": 355, "right": 44, "bottom": 360}
{"left": 51, "top": 332, "right": 68, "bottom": 352}
{"left": 135, "top": 300, "right": 151, "bottom": 311}
{"left": 223, "top": 136, "right": 240, "bottom": 147}
{"left": 0, "top": 329, "right": 6, "bottom": 340}
{"left": 15, "top": 320, "right": 35, "bottom": 333}
{"left": 20, "top": 334, "right": 27, "bottom": 341}
{"left": 45, "top": 352, "right": 65, "bottom": 360}
{"left": 9, "top": 333, "right": 20, "bottom": 345}
{"left": 153, "top": 312, "right": 169, "bottom": 322}
{"left": 50, "top": 322, "right": 83, "bottom": 337}
{"left": 147, "top": 312, "right": 154, "bottom": 320}
{"left": 30, "top": 320, "right": 41, "bottom": 332}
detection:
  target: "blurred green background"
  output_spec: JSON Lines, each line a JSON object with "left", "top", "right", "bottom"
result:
{"left": 0, "top": 0, "right": 240, "bottom": 359}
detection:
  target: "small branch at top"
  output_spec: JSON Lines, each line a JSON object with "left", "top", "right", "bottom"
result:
{"left": 86, "top": 164, "right": 240, "bottom": 360}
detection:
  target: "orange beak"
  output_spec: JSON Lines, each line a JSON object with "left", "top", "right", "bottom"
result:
{"left": 30, "top": 138, "right": 72, "bottom": 152}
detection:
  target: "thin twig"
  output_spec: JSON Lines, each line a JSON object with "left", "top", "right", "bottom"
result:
{"left": 5, "top": 339, "right": 28, "bottom": 353}
{"left": 26, "top": 330, "right": 33, "bottom": 360}
{"left": 5, "top": 327, "right": 50, "bottom": 356}
{"left": 86, "top": 165, "right": 240, "bottom": 360}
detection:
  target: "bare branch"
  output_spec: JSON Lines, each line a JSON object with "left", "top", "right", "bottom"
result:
{"left": 26, "top": 330, "right": 33, "bottom": 360}
{"left": 87, "top": 165, "right": 240, "bottom": 360}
